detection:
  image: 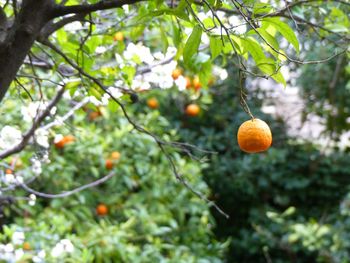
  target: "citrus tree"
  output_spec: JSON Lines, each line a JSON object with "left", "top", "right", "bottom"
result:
{"left": 0, "top": 0, "right": 349, "bottom": 261}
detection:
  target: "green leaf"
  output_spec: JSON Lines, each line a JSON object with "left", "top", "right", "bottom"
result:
{"left": 159, "top": 25, "right": 169, "bottom": 54}
{"left": 256, "top": 58, "right": 286, "bottom": 86}
{"left": 183, "top": 25, "right": 202, "bottom": 65}
{"left": 262, "top": 17, "right": 299, "bottom": 53}
{"left": 209, "top": 37, "right": 222, "bottom": 60}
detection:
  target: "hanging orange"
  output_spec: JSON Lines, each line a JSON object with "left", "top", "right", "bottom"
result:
{"left": 237, "top": 118, "right": 272, "bottom": 153}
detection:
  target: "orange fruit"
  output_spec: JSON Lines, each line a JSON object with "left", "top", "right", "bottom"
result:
{"left": 54, "top": 139, "right": 66, "bottom": 149}
{"left": 96, "top": 204, "right": 108, "bottom": 216}
{"left": 113, "top": 32, "right": 124, "bottom": 42}
{"left": 185, "top": 77, "right": 192, "bottom": 89}
{"left": 23, "top": 242, "right": 31, "bottom": 251}
{"left": 88, "top": 111, "right": 101, "bottom": 121}
{"left": 111, "top": 151, "right": 121, "bottom": 160}
{"left": 237, "top": 118, "right": 272, "bottom": 153}
{"left": 5, "top": 169, "right": 13, "bottom": 174}
{"left": 171, "top": 68, "right": 182, "bottom": 80}
{"left": 105, "top": 159, "right": 114, "bottom": 170}
{"left": 63, "top": 135, "right": 75, "bottom": 144}
{"left": 147, "top": 98, "right": 159, "bottom": 109}
{"left": 185, "top": 104, "right": 200, "bottom": 117}
{"left": 193, "top": 76, "right": 202, "bottom": 91}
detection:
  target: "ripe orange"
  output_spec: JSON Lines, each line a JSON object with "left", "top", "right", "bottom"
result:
{"left": 237, "top": 118, "right": 272, "bottom": 153}
{"left": 185, "top": 77, "right": 192, "bottom": 89}
{"left": 105, "top": 159, "right": 114, "bottom": 170}
{"left": 96, "top": 204, "right": 108, "bottom": 216}
{"left": 185, "top": 104, "right": 200, "bottom": 117}
{"left": 88, "top": 111, "right": 101, "bottom": 121}
{"left": 63, "top": 135, "right": 75, "bottom": 144}
{"left": 5, "top": 169, "right": 13, "bottom": 174}
{"left": 193, "top": 76, "right": 202, "bottom": 91}
{"left": 113, "top": 32, "right": 124, "bottom": 42}
{"left": 111, "top": 151, "right": 121, "bottom": 160}
{"left": 171, "top": 68, "right": 182, "bottom": 80}
{"left": 23, "top": 242, "right": 31, "bottom": 251}
{"left": 55, "top": 135, "right": 75, "bottom": 149}
{"left": 147, "top": 98, "right": 159, "bottom": 109}
{"left": 54, "top": 139, "right": 66, "bottom": 149}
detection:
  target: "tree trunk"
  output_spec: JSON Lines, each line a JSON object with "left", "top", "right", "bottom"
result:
{"left": 0, "top": 0, "right": 55, "bottom": 102}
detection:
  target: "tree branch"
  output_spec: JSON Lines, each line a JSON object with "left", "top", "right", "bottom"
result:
{"left": 19, "top": 171, "right": 116, "bottom": 198}
{"left": 0, "top": 87, "right": 65, "bottom": 159}
{"left": 52, "top": 0, "right": 145, "bottom": 18}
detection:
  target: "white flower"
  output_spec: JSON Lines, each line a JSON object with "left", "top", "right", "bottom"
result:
{"left": 15, "top": 249, "right": 24, "bottom": 260}
{"left": 88, "top": 96, "right": 103, "bottom": 106}
{"left": 21, "top": 101, "right": 56, "bottom": 122}
{"left": 35, "top": 129, "right": 49, "bottom": 148}
{"left": 212, "top": 66, "right": 228, "bottom": 80}
{"left": 51, "top": 239, "right": 74, "bottom": 258}
{"left": 107, "top": 87, "right": 123, "bottom": 99}
{"left": 131, "top": 78, "right": 151, "bottom": 91}
{"left": 175, "top": 76, "right": 187, "bottom": 91}
{"left": 96, "top": 46, "right": 107, "bottom": 54}
{"left": 60, "top": 239, "right": 74, "bottom": 253}
{"left": 123, "top": 43, "right": 154, "bottom": 65}
{"left": 145, "top": 61, "right": 177, "bottom": 89}
{"left": 29, "top": 194, "right": 36, "bottom": 206}
{"left": 12, "top": 232, "right": 25, "bottom": 245}
{"left": 4, "top": 243, "right": 14, "bottom": 253}
{"left": 3, "top": 173, "right": 16, "bottom": 185}
{"left": 33, "top": 250, "right": 46, "bottom": 263}
{"left": 32, "top": 159, "right": 42, "bottom": 175}
{"left": 0, "top": 126, "right": 22, "bottom": 149}
{"left": 51, "top": 243, "right": 64, "bottom": 258}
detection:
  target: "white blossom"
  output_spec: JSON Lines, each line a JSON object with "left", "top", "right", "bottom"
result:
{"left": 0, "top": 126, "right": 22, "bottom": 150}
{"left": 123, "top": 43, "right": 154, "bottom": 65}
{"left": 32, "top": 250, "right": 46, "bottom": 263}
{"left": 32, "top": 159, "right": 42, "bottom": 175}
{"left": 12, "top": 232, "right": 25, "bottom": 245}
{"left": 212, "top": 66, "right": 228, "bottom": 80}
{"left": 175, "top": 75, "right": 187, "bottom": 91}
{"left": 35, "top": 129, "right": 49, "bottom": 148}
{"left": 21, "top": 101, "right": 56, "bottom": 122}
{"left": 29, "top": 194, "right": 36, "bottom": 206}
{"left": 51, "top": 239, "right": 74, "bottom": 258}
{"left": 96, "top": 46, "right": 107, "bottom": 54}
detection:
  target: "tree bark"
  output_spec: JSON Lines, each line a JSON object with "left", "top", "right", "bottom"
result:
{"left": 0, "top": 0, "right": 55, "bottom": 102}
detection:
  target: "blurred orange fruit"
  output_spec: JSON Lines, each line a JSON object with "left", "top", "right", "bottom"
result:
{"left": 96, "top": 204, "right": 108, "bottom": 216}
{"left": 193, "top": 76, "right": 202, "bottom": 91}
{"left": 113, "top": 32, "right": 124, "bottom": 42}
{"left": 185, "top": 77, "right": 192, "bottom": 89}
{"left": 23, "top": 242, "right": 31, "bottom": 251}
{"left": 105, "top": 159, "right": 114, "bottom": 170}
{"left": 171, "top": 68, "right": 182, "bottom": 80}
{"left": 147, "top": 98, "right": 159, "bottom": 109}
{"left": 185, "top": 104, "right": 200, "bottom": 117}
{"left": 111, "top": 151, "right": 121, "bottom": 160}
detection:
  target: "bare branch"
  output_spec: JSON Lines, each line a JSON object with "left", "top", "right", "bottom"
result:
{"left": 19, "top": 171, "right": 116, "bottom": 198}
